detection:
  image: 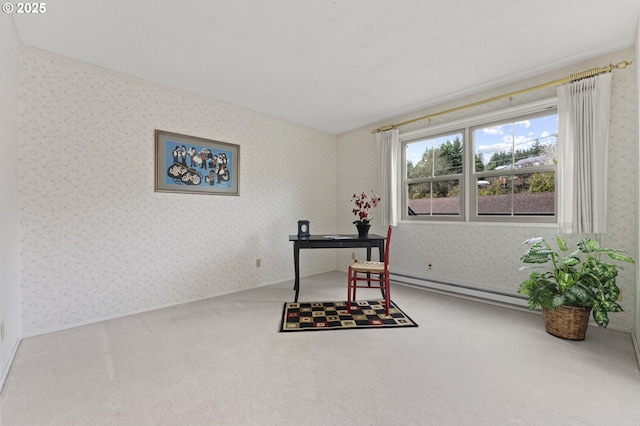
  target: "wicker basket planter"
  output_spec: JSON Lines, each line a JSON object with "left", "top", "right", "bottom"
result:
{"left": 542, "top": 306, "right": 592, "bottom": 341}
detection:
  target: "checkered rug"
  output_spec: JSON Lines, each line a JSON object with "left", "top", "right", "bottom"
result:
{"left": 279, "top": 300, "right": 418, "bottom": 332}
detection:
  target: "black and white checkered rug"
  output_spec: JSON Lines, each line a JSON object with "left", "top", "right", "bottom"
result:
{"left": 279, "top": 299, "right": 418, "bottom": 332}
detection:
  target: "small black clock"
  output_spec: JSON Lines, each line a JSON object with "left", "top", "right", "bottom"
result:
{"left": 297, "top": 220, "right": 310, "bottom": 237}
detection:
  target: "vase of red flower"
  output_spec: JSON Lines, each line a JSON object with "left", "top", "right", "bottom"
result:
{"left": 351, "top": 191, "right": 380, "bottom": 238}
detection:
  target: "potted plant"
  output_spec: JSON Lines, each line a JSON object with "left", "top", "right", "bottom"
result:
{"left": 518, "top": 236, "right": 634, "bottom": 340}
{"left": 351, "top": 191, "right": 380, "bottom": 238}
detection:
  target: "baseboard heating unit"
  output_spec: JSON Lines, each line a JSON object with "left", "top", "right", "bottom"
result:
{"left": 390, "top": 272, "right": 529, "bottom": 309}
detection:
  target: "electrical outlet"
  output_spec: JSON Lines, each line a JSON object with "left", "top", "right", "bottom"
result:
{"left": 256, "top": 258, "right": 261, "bottom": 268}
{"left": 351, "top": 252, "right": 356, "bottom": 259}
{"left": 428, "top": 263, "right": 432, "bottom": 271}
{"left": 0, "top": 321, "right": 4, "bottom": 343}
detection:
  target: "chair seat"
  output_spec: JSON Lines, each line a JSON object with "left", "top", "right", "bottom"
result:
{"left": 349, "top": 260, "right": 385, "bottom": 273}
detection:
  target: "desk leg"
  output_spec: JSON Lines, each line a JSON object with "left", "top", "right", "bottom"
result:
{"left": 293, "top": 242, "right": 300, "bottom": 302}
{"left": 366, "top": 247, "right": 373, "bottom": 287}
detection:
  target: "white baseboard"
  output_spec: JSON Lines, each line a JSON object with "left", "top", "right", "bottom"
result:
{"left": 390, "top": 273, "right": 636, "bottom": 335}
{"left": 632, "top": 329, "right": 640, "bottom": 370}
{"left": 21, "top": 278, "right": 286, "bottom": 339}
{"left": 0, "top": 336, "right": 20, "bottom": 392}
{"left": 390, "top": 272, "right": 530, "bottom": 309}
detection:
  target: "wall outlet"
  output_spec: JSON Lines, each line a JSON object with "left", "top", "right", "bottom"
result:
{"left": 0, "top": 321, "right": 4, "bottom": 343}
{"left": 351, "top": 252, "right": 356, "bottom": 259}
{"left": 427, "top": 263, "right": 432, "bottom": 271}
{"left": 256, "top": 258, "right": 261, "bottom": 268}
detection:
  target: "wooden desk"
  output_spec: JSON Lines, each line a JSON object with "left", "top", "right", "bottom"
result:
{"left": 288, "top": 234, "right": 386, "bottom": 302}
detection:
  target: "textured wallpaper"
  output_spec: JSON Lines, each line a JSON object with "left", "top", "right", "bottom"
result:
{"left": 636, "top": 28, "right": 640, "bottom": 347}
{"left": 0, "top": 13, "right": 23, "bottom": 384}
{"left": 19, "top": 50, "right": 338, "bottom": 334}
{"left": 15, "top": 46, "right": 638, "bottom": 334}
{"left": 337, "top": 49, "right": 637, "bottom": 331}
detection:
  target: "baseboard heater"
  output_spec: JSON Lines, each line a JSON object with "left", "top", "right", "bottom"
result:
{"left": 390, "top": 272, "right": 529, "bottom": 309}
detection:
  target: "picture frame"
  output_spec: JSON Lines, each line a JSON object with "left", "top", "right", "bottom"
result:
{"left": 154, "top": 130, "right": 240, "bottom": 195}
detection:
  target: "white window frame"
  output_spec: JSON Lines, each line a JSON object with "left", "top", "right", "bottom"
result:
{"left": 403, "top": 129, "right": 466, "bottom": 221}
{"left": 400, "top": 98, "right": 557, "bottom": 224}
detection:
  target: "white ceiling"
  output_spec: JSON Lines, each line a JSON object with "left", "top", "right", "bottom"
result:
{"left": 12, "top": 0, "right": 640, "bottom": 134}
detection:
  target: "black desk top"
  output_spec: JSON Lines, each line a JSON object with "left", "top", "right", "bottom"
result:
{"left": 289, "top": 234, "right": 385, "bottom": 241}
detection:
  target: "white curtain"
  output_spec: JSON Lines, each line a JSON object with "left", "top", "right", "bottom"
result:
{"left": 557, "top": 73, "right": 612, "bottom": 234}
{"left": 376, "top": 129, "right": 400, "bottom": 227}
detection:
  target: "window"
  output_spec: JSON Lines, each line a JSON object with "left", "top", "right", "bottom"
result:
{"left": 405, "top": 131, "right": 465, "bottom": 219}
{"left": 401, "top": 99, "right": 558, "bottom": 223}
{"left": 472, "top": 112, "right": 557, "bottom": 221}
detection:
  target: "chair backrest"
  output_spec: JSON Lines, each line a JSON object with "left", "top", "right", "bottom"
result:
{"left": 384, "top": 226, "right": 393, "bottom": 266}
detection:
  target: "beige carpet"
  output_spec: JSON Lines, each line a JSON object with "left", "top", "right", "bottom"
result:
{"left": 1, "top": 271, "right": 639, "bottom": 425}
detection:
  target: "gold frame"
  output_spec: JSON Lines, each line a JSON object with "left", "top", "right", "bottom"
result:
{"left": 154, "top": 130, "right": 240, "bottom": 195}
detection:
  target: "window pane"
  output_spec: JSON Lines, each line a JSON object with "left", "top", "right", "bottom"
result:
{"left": 475, "top": 123, "right": 514, "bottom": 172}
{"left": 406, "top": 140, "right": 431, "bottom": 178}
{"left": 407, "top": 182, "right": 432, "bottom": 215}
{"left": 435, "top": 134, "right": 463, "bottom": 176}
{"left": 475, "top": 114, "right": 558, "bottom": 173}
{"left": 432, "top": 180, "right": 460, "bottom": 214}
{"left": 406, "top": 133, "right": 463, "bottom": 178}
{"left": 477, "top": 176, "right": 512, "bottom": 215}
{"left": 513, "top": 172, "right": 555, "bottom": 215}
{"left": 408, "top": 181, "right": 460, "bottom": 215}
{"left": 476, "top": 173, "right": 555, "bottom": 216}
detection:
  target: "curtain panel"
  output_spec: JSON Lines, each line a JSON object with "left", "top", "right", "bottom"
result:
{"left": 376, "top": 129, "right": 400, "bottom": 227}
{"left": 557, "top": 73, "right": 612, "bottom": 233}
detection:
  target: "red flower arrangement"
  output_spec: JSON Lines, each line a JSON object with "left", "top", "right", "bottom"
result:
{"left": 351, "top": 191, "right": 381, "bottom": 225}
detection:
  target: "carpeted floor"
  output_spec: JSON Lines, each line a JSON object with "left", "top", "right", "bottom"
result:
{"left": 2, "top": 271, "right": 640, "bottom": 425}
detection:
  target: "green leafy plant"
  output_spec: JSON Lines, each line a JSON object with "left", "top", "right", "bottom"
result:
{"left": 518, "top": 236, "right": 635, "bottom": 327}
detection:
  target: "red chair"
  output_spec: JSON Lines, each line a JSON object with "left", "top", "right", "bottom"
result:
{"left": 347, "top": 226, "right": 393, "bottom": 316}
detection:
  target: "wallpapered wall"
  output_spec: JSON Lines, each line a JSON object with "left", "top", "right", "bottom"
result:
{"left": 11, "top": 44, "right": 640, "bottom": 336}
{"left": 635, "top": 26, "right": 640, "bottom": 349}
{"left": 0, "top": 13, "right": 22, "bottom": 385}
{"left": 336, "top": 49, "right": 637, "bottom": 331}
{"left": 19, "top": 49, "right": 338, "bottom": 335}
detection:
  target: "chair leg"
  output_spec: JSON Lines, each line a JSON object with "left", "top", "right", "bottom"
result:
{"left": 351, "top": 274, "right": 357, "bottom": 304}
{"left": 347, "top": 267, "right": 352, "bottom": 313}
{"left": 384, "top": 274, "right": 390, "bottom": 316}
{"left": 349, "top": 270, "right": 390, "bottom": 315}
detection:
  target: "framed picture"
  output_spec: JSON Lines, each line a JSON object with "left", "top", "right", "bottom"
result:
{"left": 155, "top": 130, "right": 240, "bottom": 195}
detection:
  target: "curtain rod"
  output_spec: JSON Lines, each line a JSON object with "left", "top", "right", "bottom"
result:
{"left": 370, "top": 60, "right": 632, "bottom": 134}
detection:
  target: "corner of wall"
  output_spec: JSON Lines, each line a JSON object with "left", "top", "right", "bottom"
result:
{"left": 634, "top": 12, "right": 640, "bottom": 369}
{"left": 0, "top": 337, "right": 20, "bottom": 392}
{"left": 0, "top": 10, "right": 23, "bottom": 393}
{"left": 633, "top": 329, "right": 640, "bottom": 370}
